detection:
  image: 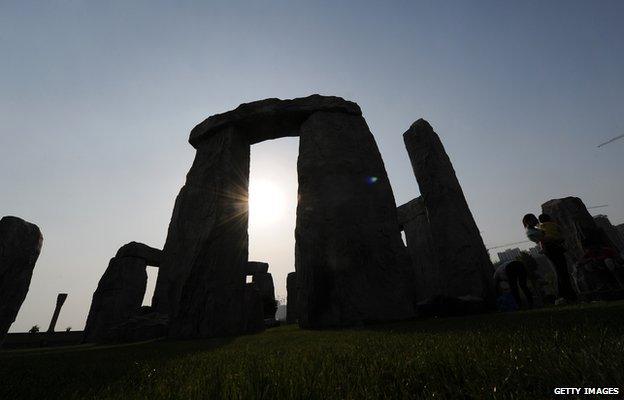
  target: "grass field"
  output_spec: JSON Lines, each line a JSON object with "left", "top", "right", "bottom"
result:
{"left": 1, "top": 301, "right": 623, "bottom": 400}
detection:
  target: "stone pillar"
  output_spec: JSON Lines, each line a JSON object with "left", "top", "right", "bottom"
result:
{"left": 286, "top": 272, "right": 298, "bottom": 324}
{"left": 403, "top": 119, "right": 493, "bottom": 305}
{"left": 397, "top": 197, "right": 441, "bottom": 302}
{"left": 47, "top": 293, "right": 68, "bottom": 333}
{"left": 296, "top": 111, "right": 414, "bottom": 329}
{"left": 153, "top": 126, "right": 257, "bottom": 338}
{"left": 542, "top": 197, "right": 612, "bottom": 263}
{"left": 252, "top": 272, "right": 276, "bottom": 320}
{"left": 0, "top": 216, "right": 43, "bottom": 345}
{"left": 83, "top": 256, "right": 147, "bottom": 342}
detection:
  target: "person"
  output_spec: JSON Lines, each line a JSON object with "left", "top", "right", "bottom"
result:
{"left": 523, "top": 213, "right": 577, "bottom": 304}
{"left": 494, "top": 260, "right": 534, "bottom": 310}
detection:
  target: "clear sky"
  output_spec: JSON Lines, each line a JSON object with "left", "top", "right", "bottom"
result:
{"left": 2, "top": 1, "right": 623, "bottom": 332}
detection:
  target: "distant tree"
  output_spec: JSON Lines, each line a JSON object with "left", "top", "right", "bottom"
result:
{"left": 29, "top": 325, "right": 40, "bottom": 334}
{"left": 65, "top": 327, "right": 72, "bottom": 332}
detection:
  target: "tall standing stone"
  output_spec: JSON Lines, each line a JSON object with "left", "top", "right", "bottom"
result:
{"left": 0, "top": 216, "right": 43, "bottom": 345}
{"left": 296, "top": 111, "right": 414, "bottom": 328}
{"left": 286, "top": 272, "right": 298, "bottom": 324}
{"left": 153, "top": 126, "right": 255, "bottom": 338}
{"left": 47, "top": 293, "right": 68, "bottom": 333}
{"left": 397, "top": 197, "right": 441, "bottom": 302}
{"left": 83, "top": 256, "right": 147, "bottom": 342}
{"left": 403, "top": 119, "right": 494, "bottom": 305}
{"left": 542, "top": 197, "right": 612, "bottom": 263}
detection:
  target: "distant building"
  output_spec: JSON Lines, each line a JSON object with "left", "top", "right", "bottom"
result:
{"left": 498, "top": 247, "right": 522, "bottom": 262}
{"left": 529, "top": 246, "right": 541, "bottom": 258}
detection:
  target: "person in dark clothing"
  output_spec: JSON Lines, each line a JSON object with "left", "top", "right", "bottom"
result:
{"left": 523, "top": 213, "right": 577, "bottom": 303}
{"left": 494, "top": 260, "right": 533, "bottom": 309}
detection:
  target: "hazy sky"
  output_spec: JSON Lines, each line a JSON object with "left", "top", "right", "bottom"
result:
{"left": 2, "top": 1, "right": 623, "bottom": 332}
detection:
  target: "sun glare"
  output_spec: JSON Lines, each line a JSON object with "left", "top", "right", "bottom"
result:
{"left": 248, "top": 179, "right": 285, "bottom": 228}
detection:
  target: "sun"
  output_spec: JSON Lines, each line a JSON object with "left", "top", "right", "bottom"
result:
{"left": 248, "top": 179, "right": 285, "bottom": 228}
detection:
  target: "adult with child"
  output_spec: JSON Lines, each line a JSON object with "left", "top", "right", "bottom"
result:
{"left": 523, "top": 213, "right": 577, "bottom": 304}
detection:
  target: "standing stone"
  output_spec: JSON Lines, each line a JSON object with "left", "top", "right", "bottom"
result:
{"left": 0, "top": 216, "right": 43, "bottom": 345}
{"left": 246, "top": 261, "right": 269, "bottom": 275}
{"left": 153, "top": 126, "right": 256, "bottom": 338}
{"left": 83, "top": 256, "right": 147, "bottom": 342}
{"left": 252, "top": 272, "right": 276, "bottom": 319}
{"left": 593, "top": 215, "right": 624, "bottom": 253}
{"left": 403, "top": 119, "right": 494, "bottom": 306}
{"left": 116, "top": 242, "right": 162, "bottom": 266}
{"left": 286, "top": 272, "right": 298, "bottom": 324}
{"left": 397, "top": 197, "right": 441, "bottom": 302}
{"left": 47, "top": 293, "right": 68, "bottom": 333}
{"left": 542, "top": 197, "right": 612, "bottom": 263}
{"left": 296, "top": 111, "right": 414, "bottom": 328}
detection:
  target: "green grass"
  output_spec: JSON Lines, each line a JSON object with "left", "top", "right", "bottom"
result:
{"left": 2, "top": 302, "right": 624, "bottom": 400}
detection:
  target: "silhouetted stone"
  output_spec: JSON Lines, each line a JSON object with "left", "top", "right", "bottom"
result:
{"left": 46, "top": 293, "right": 68, "bottom": 333}
{"left": 106, "top": 309, "right": 169, "bottom": 343}
{"left": 190, "top": 95, "right": 361, "bottom": 147}
{"left": 246, "top": 261, "right": 269, "bottom": 275}
{"left": 286, "top": 272, "right": 298, "bottom": 324}
{"left": 252, "top": 272, "right": 276, "bottom": 319}
{"left": 593, "top": 215, "right": 624, "bottom": 253}
{"left": 541, "top": 197, "right": 612, "bottom": 262}
{"left": 83, "top": 256, "right": 147, "bottom": 342}
{"left": 403, "top": 119, "right": 494, "bottom": 307}
{"left": 397, "top": 197, "right": 441, "bottom": 302}
{"left": 116, "top": 242, "right": 162, "bottom": 266}
{"left": 296, "top": 111, "right": 414, "bottom": 328}
{"left": 0, "top": 216, "right": 43, "bottom": 345}
{"left": 154, "top": 125, "right": 252, "bottom": 338}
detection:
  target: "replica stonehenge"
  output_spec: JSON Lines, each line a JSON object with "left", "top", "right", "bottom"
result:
{"left": 77, "top": 94, "right": 496, "bottom": 341}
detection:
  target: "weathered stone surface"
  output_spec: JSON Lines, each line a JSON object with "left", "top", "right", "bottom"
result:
{"left": 541, "top": 197, "right": 612, "bottom": 263}
{"left": 106, "top": 308, "right": 169, "bottom": 343}
{"left": 83, "top": 256, "right": 147, "bottom": 343}
{"left": 47, "top": 293, "right": 68, "bottom": 333}
{"left": 286, "top": 272, "right": 298, "bottom": 324}
{"left": 296, "top": 111, "right": 414, "bottom": 328}
{"left": 189, "top": 95, "right": 361, "bottom": 147}
{"left": 397, "top": 197, "right": 441, "bottom": 302}
{"left": 246, "top": 261, "right": 269, "bottom": 275}
{"left": 153, "top": 126, "right": 252, "bottom": 338}
{"left": 116, "top": 242, "right": 162, "bottom": 266}
{"left": 593, "top": 215, "right": 624, "bottom": 253}
{"left": 252, "top": 272, "right": 277, "bottom": 319}
{"left": 0, "top": 216, "right": 43, "bottom": 345}
{"left": 403, "top": 119, "right": 494, "bottom": 305}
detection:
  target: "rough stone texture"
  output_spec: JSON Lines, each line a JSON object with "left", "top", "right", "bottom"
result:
{"left": 252, "top": 272, "right": 277, "bottom": 319}
{"left": 83, "top": 256, "right": 147, "bottom": 343}
{"left": 296, "top": 111, "right": 414, "bottom": 329}
{"left": 47, "top": 293, "right": 68, "bottom": 333}
{"left": 106, "top": 308, "right": 169, "bottom": 343}
{"left": 246, "top": 261, "right": 269, "bottom": 275}
{"left": 397, "top": 197, "right": 441, "bottom": 302}
{"left": 593, "top": 215, "right": 624, "bottom": 253}
{"left": 403, "top": 119, "right": 494, "bottom": 305}
{"left": 0, "top": 216, "right": 43, "bottom": 345}
{"left": 153, "top": 125, "right": 253, "bottom": 338}
{"left": 190, "top": 95, "right": 361, "bottom": 147}
{"left": 116, "top": 242, "right": 162, "bottom": 266}
{"left": 286, "top": 272, "right": 298, "bottom": 324}
{"left": 541, "top": 197, "right": 612, "bottom": 263}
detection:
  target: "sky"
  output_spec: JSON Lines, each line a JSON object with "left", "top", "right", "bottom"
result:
{"left": 1, "top": 0, "right": 623, "bottom": 332}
